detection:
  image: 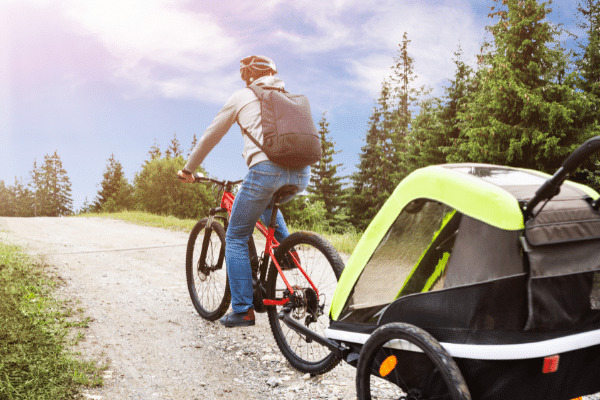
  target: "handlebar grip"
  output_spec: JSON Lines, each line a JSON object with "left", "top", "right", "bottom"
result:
{"left": 192, "top": 172, "right": 208, "bottom": 182}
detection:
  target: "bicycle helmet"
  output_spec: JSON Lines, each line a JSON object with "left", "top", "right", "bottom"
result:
{"left": 240, "top": 55, "right": 277, "bottom": 85}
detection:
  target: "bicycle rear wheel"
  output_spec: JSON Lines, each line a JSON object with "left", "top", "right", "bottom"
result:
{"left": 266, "top": 231, "right": 344, "bottom": 375}
{"left": 186, "top": 218, "right": 230, "bottom": 320}
{"left": 356, "top": 323, "right": 471, "bottom": 400}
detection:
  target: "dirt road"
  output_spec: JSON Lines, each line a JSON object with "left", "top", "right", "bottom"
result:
{"left": 0, "top": 217, "right": 357, "bottom": 400}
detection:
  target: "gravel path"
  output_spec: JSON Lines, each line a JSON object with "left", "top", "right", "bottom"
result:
{"left": 1, "top": 216, "right": 599, "bottom": 400}
{"left": 0, "top": 217, "right": 358, "bottom": 400}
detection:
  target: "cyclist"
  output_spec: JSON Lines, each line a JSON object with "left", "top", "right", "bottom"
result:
{"left": 178, "top": 55, "right": 310, "bottom": 327}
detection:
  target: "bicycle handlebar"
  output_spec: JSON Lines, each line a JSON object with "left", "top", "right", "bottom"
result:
{"left": 524, "top": 135, "right": 600, "bottom": 219}
{"left": 191, "top": 173, "right": 243, "bottom": 187}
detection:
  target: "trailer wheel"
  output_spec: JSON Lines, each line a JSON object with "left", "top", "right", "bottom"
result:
{"left": 356, "top": 322, "right": 471, "bottom": 400}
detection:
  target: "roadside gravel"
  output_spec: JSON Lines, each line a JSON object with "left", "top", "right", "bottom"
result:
{"left": 1, "top": 216, "right": 599, "bottom": 400}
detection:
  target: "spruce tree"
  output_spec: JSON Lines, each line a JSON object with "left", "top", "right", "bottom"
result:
{"left": 573, "top": 0, "right": 600, "bottom": 98}
{"left": 404, "top": 97, "right": 445, "bottom": 171}
{"left": 349, "top": 81, "right": 396, "bottom": 229}
{"left": 167, "top": 132, "right": 183, "bottom": 158}
{"left": 36, "top": 151, "right": 73, "bottom": 216}
{"left": 93, "top": 154, "right": 133, "bottom": 212}
{"left": 146, "top": 140, "right": 162, "bottom": 163}
{"left": 188, "top": 133, "right": 198, "bottom": 157}
{"left": 0, "top": 180, "right": 16, "bottom": 216}
{"left": 389, "top": 32, "right": 429, "bottom": 184}
{"left": 573, "top": 0, "right": 600, "bottom": 188}
{"left": 307, "top": 113, "right": 345, "bottom": 223}
{"left": 12, "top": 177, "right": 35, "bottom": 217}
{"left": 29, "top": 159, "right": 41, "bottom": 217}
{"left": 458, "top": 0, "right": 596, "bottom": 173}
{"left": 439, "top": 45, "right": 476, "bottom": 162}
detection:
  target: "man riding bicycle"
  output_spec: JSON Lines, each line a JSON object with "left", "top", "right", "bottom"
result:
{"left": 178, "top": 55, "right": 310, "bottom": 327}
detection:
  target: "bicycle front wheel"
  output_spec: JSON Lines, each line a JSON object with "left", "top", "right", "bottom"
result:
{"left": 356, "top": 323, "right": 471, "bottom": 400}
{"left": 186, "top": 218, "right": 230, "bottom": 321}
{"left": 266, "top": 231, "right": 344, "bottom": 375}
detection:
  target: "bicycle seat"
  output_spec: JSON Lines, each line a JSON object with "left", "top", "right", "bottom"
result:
{"left": 273, "top": 185, "right": 299, "bottom": 203}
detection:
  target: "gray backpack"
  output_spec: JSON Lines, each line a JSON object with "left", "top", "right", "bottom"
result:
{"left": 241, "top": 85, "right": 322, "bottom": 169}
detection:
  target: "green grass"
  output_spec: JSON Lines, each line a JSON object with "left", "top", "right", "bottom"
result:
{"left": 77, "top": 210, "right": 360, "bottom": 255}
{"left": 0, "top": 243, "right": 105, "bottom": 400}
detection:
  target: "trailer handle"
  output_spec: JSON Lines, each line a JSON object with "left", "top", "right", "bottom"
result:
{"left": 524, "top": 136, "right": 600, "bottom": 219}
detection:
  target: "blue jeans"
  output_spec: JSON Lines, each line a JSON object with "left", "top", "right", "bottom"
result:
{"left": 225, "top": 161, "right": 310, "bottom": 313}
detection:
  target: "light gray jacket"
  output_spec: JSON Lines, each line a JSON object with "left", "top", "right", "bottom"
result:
{"left": 184, "top": 75, "right": 285, "bottom": 172}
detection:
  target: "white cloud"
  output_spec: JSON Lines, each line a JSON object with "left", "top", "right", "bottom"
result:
{"left": 57, "top": 0, "right": 243, "bottom": 101}
{"left": 353, "top": 2, "right": 483, "bottom": 97}
{"left": 268, "top": 0, "right": 483, "bottom": 98}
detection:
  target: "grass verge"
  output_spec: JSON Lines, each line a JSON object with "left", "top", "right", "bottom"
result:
{"left": 0, "top": 243, "right": 104, "bottom": 400}
{"left": 77, "top": 210, "right": 360, "bottom": 255}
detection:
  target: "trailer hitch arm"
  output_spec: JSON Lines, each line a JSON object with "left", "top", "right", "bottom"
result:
{"left": 279, "top": 310, "right": 351, "bottom": 360}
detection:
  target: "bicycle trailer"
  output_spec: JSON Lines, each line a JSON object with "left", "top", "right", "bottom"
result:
{"left": 301, "top": 137, "right": 600, "bottom": 399}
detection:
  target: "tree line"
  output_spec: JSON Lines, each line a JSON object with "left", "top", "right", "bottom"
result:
{"left": 2, "top": 0, "right": 600, "bottom": 232}
{"left": 347, "top": 0, "right": 600, "bottom": 229}
{"left": 0, "top": 151, "right": 72, "bottom": 217}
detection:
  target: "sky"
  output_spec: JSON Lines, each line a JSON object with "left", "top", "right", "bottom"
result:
{"left": 0, "top": 0, "right": 584, "bottom": 212}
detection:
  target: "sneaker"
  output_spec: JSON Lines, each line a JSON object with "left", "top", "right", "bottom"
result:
{"left": 219, "top": 309, "right": 255, "bottom": 327}
{"left": 281, "top": 248, "right": 300, "bottom": 271}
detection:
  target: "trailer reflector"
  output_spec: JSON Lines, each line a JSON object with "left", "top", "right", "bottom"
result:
{"left": 379, "top": 355, "right": 397, "bottom": 377}
{"left": 542, "top": 355, "right": 559, "bottom": 373}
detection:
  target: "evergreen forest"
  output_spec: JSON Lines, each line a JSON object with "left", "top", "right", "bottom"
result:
{"left": 2, "top": 0, "right": 600, "bottom": 232}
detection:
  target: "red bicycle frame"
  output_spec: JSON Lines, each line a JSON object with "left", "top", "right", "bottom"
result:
{"left": 217, "top": 182, "right": 319, "bottom": 306}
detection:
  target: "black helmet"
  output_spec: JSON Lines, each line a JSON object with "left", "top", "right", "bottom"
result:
{"left": 240, "top": 55, "right": 277, "bottom": 85}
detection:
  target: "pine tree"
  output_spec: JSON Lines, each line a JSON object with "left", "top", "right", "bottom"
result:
{"left": 389, "top": 32, "right": 429, "bottom": 183}
{"left": 458, "top": 0, "right": 596, "bottom": 173}
{"left": 307, "top": 113, "right": 345, "bottom": 226}
{"left": 573, "top": 0, "right": 600, "bottom": 98}
{"left": 147, "top": 140, "right": 162, "bottom": 163}
{"left": 29, "top": 159, "right": 41, "bottom": 217}
{"left": 0, "top": 180, "right": 16, "bottom": 216}
{"left": 350, "top": 33, "right": 428, "bottom": 229}
{"left": 167, "top": 132, "right": 183, "bottom": 158}
{"left": 188, "top": 133, "right": 198, "bottom": 157}
{"left": 439, "top": 45, "right": 476, "bottom": 162}
{"left": 36, "top": 151, "right": 73, "bottom": 216}
{"left": 404, "top": 97, "right": 445, "bottom": 171}
{"left": 93, "top": 154, "right": 133, "bottom": 212}
{"left": 12, "top": 177, "right": 35, "bottom": 217}
{"left": 573, "top": 0, "right": 600, "bottom": 188}
{"left": 349, "top": 80, "right": 395, "bottom": 229}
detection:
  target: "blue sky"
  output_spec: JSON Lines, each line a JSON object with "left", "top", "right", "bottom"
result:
{"left": 0, "top": 0, "right": 584, "bottom": 211}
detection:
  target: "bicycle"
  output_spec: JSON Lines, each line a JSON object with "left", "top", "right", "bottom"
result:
{"left": 184, "top": 172, "right": 345, "bottom": 375}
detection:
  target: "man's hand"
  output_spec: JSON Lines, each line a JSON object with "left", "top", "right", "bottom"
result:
{"left": 177, "top": 169, "right": 196, "bottom": 183}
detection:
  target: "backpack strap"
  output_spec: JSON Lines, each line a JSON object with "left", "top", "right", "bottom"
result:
{"left": 239, "top": 85, "right": 286, "bottom": 151}
{"left": 241, "top": 126, "right": 265, "bottom": 152}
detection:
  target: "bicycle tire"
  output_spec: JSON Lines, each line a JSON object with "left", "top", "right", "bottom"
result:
{"left": 266, "top": 231, "right": 344, "bottom": 375}
{"left": 356, "top": 322, "right": 471, "bottom": 400}
{"left": 186, "top": 218, "right": 231, "bottom": 321}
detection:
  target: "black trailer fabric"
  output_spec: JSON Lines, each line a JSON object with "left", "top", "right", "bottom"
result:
{"left": 379, "top": 275, "right": 528, "bottom": 333}
{"left": 524, "top": 195, "right": 600, "bottom": 331}
{"left": 525, "top": 197, "right": 600, "bottom": 246}
{"left": 443, "top": 216, "right": 523, "bottom": 288}
{"left": 455, "top": 343, "right": 600, "bottom": 400}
